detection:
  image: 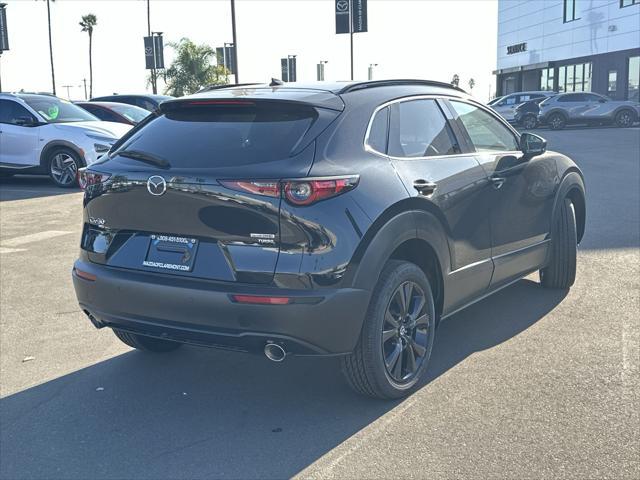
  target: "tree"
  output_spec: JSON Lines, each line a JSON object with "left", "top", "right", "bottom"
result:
{"left": 468, "top": 78, "right": 475, "bottom": 91}
{"left": 79, "top": 14, "right": 97, "bottom": 99}
{"left": 38, "top": 0, "right": 56, "bottom": 94}
{"left": 163, "top": 38, "right": 229, "bottom": 97}
{"left": 451, "top": 74, "right": 460, "bottom": 88}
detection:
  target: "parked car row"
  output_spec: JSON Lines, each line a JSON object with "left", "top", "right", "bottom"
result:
{"left": 0, "top": 93, "right": 174, "bottom": 187}
{"left": 489, "top": 91, "right": 640, "bottom": 130}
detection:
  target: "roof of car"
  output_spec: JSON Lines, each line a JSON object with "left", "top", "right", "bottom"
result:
{"left": 166, "top": 80, "right": 469, "bottom": 112}
{"left": 77, "top": 101, "right": 146, "bottom": 108}
{"left": 91, "top": 94, "right": 174, "bottom": 100}
{"left": 194, "top": 79, "right": 466, "bottom": 95}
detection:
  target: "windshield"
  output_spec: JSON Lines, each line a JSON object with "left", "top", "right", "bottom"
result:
{"left": 113, "top": 103, "right": 318, "bottom": 168}
{"left": 488, "top": 96, "right": 504, "bottom": 106}
{"left": 109, "top": 104, "right": 150, "bottom": 124}
{"left": 20, "top": 95, "right": 98, "bottom": 123}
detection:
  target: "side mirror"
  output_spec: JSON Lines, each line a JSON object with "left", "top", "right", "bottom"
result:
{"left": 521, "top": 132, "right": 547, "bottom": 156}
{"left": 14, "top": 116, "right": 38, "bottom": 127}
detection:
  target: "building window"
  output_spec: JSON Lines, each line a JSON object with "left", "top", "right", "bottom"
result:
{"left": 541, "top": 67, "right": 555, "bottom": 91}
{"left": 558, "top": 62, "right": 592, "bottom": 92}
{"left": 629, "top": 56, "right": 639, "bottom": 101}
{"left": 620, "top": 0, "right": 639, "bottom": 8}
{"left": 608, "top": 71, "right": 618, "bottom": 98}
{"left": 564, "top": 0, "right": 580, "bottom": 22}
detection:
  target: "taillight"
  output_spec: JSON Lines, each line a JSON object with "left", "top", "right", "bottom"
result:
{"left": 219, "top": 180, "right": 280, "bottom": 198}
{"left": 220, "top": 176, "right": 359, "bottom": 206}
{"left": 77, "top": 168, "right": 111, "bottom": 190}
{"left": 284, "top": 177, "right": 358, "bottom": 206}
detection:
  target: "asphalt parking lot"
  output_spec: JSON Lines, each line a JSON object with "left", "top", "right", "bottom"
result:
{"left": 1, "top": 127, "right": 638, "bottom": 479}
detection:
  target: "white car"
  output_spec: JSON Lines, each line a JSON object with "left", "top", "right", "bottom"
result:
{"left": 0, "top": 93, "right": 132, "bottom": 187}
{"left": 489, "top": 91, "right": 556, "bottom": 122}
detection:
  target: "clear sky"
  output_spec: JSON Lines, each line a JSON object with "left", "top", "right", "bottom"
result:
{"left": 1, "top": 0, "right": 498, "bottom": 101}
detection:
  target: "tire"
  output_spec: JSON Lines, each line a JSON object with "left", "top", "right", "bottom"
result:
{"left": 113, "top": 329, "right": 182, "bottom": 353}
{"left": 341, "top": 260, "right": 437, "bottom": 399}
{"left": 47, "top": 148, "right": 81, "bottom": 188}
{"left": 615, "top": 109, "right": 635, "bottom": 128}
{"left": 540, "top": 198, "right": 577, "bottom": 289}
{"left": 522, "top": 114, "right": 537, "bottom": 130}
{"left": 548, "top": 112, "right": 566, "bottom": 130}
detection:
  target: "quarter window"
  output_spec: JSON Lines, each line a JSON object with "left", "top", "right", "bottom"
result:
{"left": 366, "top": 106, "right": 389, "bottom": 154}
{"left": 388, "top": 99, "right": 459, "bottom": 158}
{"left": 449, "top": 101, "right": 519, "bottom": 152}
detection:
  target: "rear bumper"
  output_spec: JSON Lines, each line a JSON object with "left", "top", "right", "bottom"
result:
{"left": 72, "top": 260, "right": 370, "bottom": 355}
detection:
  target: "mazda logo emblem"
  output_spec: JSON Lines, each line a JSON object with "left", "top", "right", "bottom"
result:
{"left": 147, "top": 175, "right": 167, "bottom": 196}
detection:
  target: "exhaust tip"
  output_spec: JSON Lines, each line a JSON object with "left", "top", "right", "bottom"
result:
{"left": 264, "top": 343, "right": 286, "bottom": 362}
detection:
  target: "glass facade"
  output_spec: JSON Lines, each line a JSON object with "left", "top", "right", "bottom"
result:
{"left": 558, "top": 62, "right": 592, "bottom": 92}
{"left": 629, "top": 56, "right": 639, "bottom": 101}
{"left": 541, "top": 67, "right": 555, "bottom": 91}
{"left": 608, "top": 70, "right": 618, "bottom": 97}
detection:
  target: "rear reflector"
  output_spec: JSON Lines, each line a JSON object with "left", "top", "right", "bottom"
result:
{"left": 231, "top": 295, "right": 291, "bottom": 305}
{"left": 74, "top": 268, "right": 97, "bottom": 282}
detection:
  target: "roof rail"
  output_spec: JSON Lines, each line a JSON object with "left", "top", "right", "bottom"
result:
{"left": 197, "top": 83, "right": 262, "bottom": 93}
{"left": 338, "top": 79, "right": 466, "bottom": 94}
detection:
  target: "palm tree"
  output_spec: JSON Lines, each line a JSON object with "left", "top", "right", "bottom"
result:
{"left": 163, "top": 38, "right": 229, "bottom": 97}
{"left": 38, "top": 0, "right": 56, "bottom": 94}
{"left": 468, "top": 78, "right": 476, "bottom": 91}
{"left": 79, "top": 14, "right": 97, "bottom": 99}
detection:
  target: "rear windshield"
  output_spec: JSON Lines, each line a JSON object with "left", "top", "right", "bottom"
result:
{"left": 113, "top": 103, "right": 317, "bottom": 168}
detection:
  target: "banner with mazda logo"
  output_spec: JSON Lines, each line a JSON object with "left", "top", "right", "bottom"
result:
{"left": 335, "top": 0, "right": 367, "bottom": 35}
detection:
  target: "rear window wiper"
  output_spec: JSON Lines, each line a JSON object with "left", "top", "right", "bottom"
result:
{"left": 115, "top": 149, "right": 170, "bottom": 168}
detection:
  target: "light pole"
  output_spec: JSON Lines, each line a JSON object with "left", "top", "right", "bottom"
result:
{"left": 368, "top": 63, "right": 378, "bottom": 80}
{"left": 0, "top": 3, "right": 8, "bottom": 93}
{"left": 317, "top": 60, "right": 328, "bottom": 81}
{"left": 230, "top": 0, "right": 239, "bottom": 82}
{"left": 146, "top": 0, "right": 157, "bottom": 94}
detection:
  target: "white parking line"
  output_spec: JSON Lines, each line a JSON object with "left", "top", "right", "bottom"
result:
{"left": 1, "top": 230, "right": 73, "bottom": 248}
{"left": 0, "top": 247, "right": 27, "bottom": 254}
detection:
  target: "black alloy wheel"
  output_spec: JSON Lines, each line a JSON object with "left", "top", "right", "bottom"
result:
{"left": 382, "top": 281, "right": 430, "bottom": 382}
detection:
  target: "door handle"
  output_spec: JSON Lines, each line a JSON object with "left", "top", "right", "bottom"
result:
{"left": 491, "top": 176, "right": 506, "bottom": 189}
{"left": 413, "top": 179, "right": 437, "bottom": 195}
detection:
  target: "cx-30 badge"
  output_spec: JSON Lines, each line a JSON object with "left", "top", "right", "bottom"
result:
{"left": 147, "top": 176, "right": 167, "bottom": 196}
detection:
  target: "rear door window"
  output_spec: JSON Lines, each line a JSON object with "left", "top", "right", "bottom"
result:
{"left": 388, "top": 99, "right": 459, "bottom": 158}
{"left": 114, "top": 102, "right": 319, "bottom": 168}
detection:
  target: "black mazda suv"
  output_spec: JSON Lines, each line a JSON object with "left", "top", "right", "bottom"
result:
{"left": 73, "top": 80, "right": 586, "bottom": 399}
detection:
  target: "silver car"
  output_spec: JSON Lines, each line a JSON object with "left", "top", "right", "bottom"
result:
{"left": 538, "top": 92, "right": 640, "bottom": 130}
{"left": 490, "top": 91, "right": 555, "bottom": 122}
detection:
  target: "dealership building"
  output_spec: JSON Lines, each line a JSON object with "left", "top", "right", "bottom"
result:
{"left": 494, "top": 0, "right": 640, "bottom": 100}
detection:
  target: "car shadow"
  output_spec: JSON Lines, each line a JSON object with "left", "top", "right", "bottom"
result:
{"left": 0, "top": 175, "right": 79, "bottom": 201}
{"left": 0, "top": 279, "right": 566, "bottom": 479}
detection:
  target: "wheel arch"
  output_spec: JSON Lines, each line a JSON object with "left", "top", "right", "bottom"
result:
{"left": 39, "top": 141, "right": 86, "bottom": 169}
{"left": 553, "top": 170, "right": 586, "bottom": 244}
{"left": 347, "top": 199, "right": 451, "bottom": 318}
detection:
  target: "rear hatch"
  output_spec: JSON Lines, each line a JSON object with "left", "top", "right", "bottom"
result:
{"left": 81, "top": 89, "right": 343, "bottom": 284}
